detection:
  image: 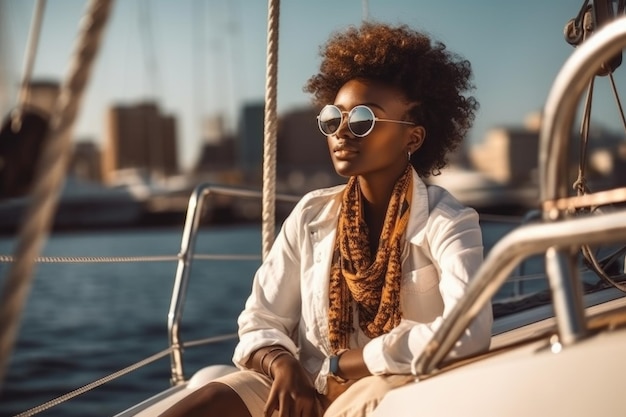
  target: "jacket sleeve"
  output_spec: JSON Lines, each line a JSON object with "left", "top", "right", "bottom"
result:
{"left": 362, "top": 204, "right": 493, "bottom": 375}
{"left": 231, "top": 200, "right": 305, "bottom": 369}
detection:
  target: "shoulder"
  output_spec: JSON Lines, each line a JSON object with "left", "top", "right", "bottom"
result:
{"left": 287, "top": 183, "right": 346, "bottom": 224}
{"left": 299, "top": 183, "right": 346, "bottom": 204}
{"left": 423, "top": 183, "right": 482, "bottom": 246}
{"left": 293, "top": 183, "right": 345, "bottom": 214}
{"left": 425, "top": 183, "right": 477, "bottom": 219}
{"left": 407, "top": 174, "right": 480, "bottom": 245}
{"left": 410, "top": 172, "right": 477, "bottom": 227}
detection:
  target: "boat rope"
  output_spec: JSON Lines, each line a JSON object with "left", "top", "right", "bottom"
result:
{"left": 261, "top": 0, "right": 280, "bottom": 260}
{"left": 0, "top": 252, "right": 555, "bottom": 283}
{"left": 14, "top": 347, "right": 172, "bottom": 417}
{"left": 0, "top": 253, "right": 261, "bottom": 263}
{"left": 12, "top": 332, "right": 238, "bottom": 417}
{"left": 0, "top": 0, "right": 114, "bottom": 391}
{"left": 608, "top": 70, "right": 626, "bottom": 132}
{"left": 10, "top": 0, "right": 46, "bottom": 132}
{"left": 582, "top": 244, "right": 626, "bottom": 292}
{"left": 563, "top": 4, "right": 626, "bottom": 294}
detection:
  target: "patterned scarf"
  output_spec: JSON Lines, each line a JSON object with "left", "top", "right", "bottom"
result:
{"left": 328, "top": 165, "right": 413, "bottom": 353}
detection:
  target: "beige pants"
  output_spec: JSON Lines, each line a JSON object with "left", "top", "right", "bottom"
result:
{"left": 216, "top": 370, "right": 414, "bottom": 417}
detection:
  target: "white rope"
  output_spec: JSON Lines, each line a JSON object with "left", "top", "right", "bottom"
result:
{"left": 0, "top": 253, "right": 261, "bottom": 264}
{"left": 12, "top": 332, "right": 238, "bottom": 416}
{"left": 14, "top": 347, "right": 172, "bottom": 417}
{"left": 11, "top": 0, "right": 46, "bottom": 131}
{"left": 261, "top": 0, "right": 280, "bottom": 260}
{"left": 0, "top": 0, "right": 115, "bottom": 391}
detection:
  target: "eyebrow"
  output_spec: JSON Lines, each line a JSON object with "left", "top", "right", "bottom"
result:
{"left": 335, "top": 102, "right": 386, "bottom": 112}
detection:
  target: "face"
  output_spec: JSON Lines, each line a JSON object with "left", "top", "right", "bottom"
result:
{"left": 324, "top": 79, "right": 422, "bottom": 180}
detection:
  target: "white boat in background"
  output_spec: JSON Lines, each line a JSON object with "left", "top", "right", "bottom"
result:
{"left": 425, "top": 167, "right": 538, "bottom": 213}
{"left": 0, "top": 176, "right": 142, "bottom": 233}
{"left": 2, "top": 1, "right": 626, "bottom": 416}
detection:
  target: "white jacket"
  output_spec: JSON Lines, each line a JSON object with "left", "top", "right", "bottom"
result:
{"left": 233, "top": 170, "right": 493, "bottom": 377}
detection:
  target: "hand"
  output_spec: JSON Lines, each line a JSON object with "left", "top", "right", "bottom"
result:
{"left": 264, "top": 354, "right": 323, "bottom": 417}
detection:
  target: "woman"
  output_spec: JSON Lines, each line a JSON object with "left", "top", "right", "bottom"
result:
{"left": 160, "top": 21, "right": 492, "bottom": 417}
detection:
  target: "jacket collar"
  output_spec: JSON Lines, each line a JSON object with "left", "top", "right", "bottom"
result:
{"left": 306, "top": 169, "right": 431, "bottom": 244}
{"left": 406, "top": 169, "right": 430, "bottom": 245}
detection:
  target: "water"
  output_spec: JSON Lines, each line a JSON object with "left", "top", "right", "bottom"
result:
{"left": 0, "top": 220, "right": 525, "bottom": 416}
{"left": 0, "top": 226, "right": 263, "bottom": 416}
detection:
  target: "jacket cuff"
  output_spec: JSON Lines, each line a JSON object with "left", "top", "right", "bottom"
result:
{"left": 232, "top": 330, "right": 298, "bottom": 370}
{"left": 362, "top": 335, "right": 387, "bottom": 375}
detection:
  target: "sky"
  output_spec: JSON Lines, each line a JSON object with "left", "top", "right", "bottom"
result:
{"left": 1, "top": 0, "right": 625, "bottom": 171}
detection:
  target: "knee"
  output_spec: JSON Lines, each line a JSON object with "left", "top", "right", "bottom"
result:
{"left": 193, "top": 382, "right": 245, "bottom": 412}
{"left": 161, "top": 382, "right": 248, "bottom": 417}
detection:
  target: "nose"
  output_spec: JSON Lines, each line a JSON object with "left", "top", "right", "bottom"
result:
{"left": 334, "top": 113, "right": 354, "bottom": 138}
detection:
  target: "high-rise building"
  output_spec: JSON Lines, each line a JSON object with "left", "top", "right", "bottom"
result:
{"left": 102, "top": 102, "right": 179, "bottom": 183}
{"left": 238, "top": 102, "right": 264, "bottom": 180}
{"left": 277, "top": 106, "right": 342, "bottom": 192}
{"left": 70, "top": 140, "right": 102, "bottom": 182}
{"left": 469, "top": 127, "right": 539, "bottom": 185}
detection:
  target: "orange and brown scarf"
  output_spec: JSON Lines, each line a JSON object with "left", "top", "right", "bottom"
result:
{"left": 328, "top": 166, "right": 413, "bottom": 352}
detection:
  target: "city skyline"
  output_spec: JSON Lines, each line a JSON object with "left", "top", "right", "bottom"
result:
{"left": 2, "top": 0, "right": 626, "bottom": 170}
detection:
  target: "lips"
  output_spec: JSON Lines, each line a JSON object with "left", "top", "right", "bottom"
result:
{"left": 333, "top": 145, "right": 359, "bottom": 160}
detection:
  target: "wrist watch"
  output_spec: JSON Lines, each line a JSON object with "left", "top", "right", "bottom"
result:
{"left": 314, "top": 352, "right": 348, "bottom": 395}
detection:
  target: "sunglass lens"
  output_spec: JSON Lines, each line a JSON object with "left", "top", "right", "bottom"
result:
{"left": 318, "top": 106, "right": 342, "bottom": 135}
{"left": 349, "top": 106, "right": 375, "bottom": 136}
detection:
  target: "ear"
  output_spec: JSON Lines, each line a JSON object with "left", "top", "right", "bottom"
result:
{"left": 407, "top": 125, "right": 426, "bottom": 154}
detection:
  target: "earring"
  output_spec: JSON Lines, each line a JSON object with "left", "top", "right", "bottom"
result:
{"left": 407, "top": 151, "right": 412, "bottom": 161}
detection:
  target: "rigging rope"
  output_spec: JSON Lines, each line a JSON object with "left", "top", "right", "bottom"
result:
{"left": 10, "top": 0, "right": 46, "bottom": 132}
{"left": 14, "top": 347, "right": 172, "bottom": 417}
{"left": 566, "top": 3, "right": 626, "bottom": 294}
{"left": 0, "top": 0, "right": 114, "bottom": 391}
{"left": 0, "top": 253, "right": 261, "bottom": 263}
{"left": 261, "top": 0, "right": 280, "bottom": 260}
{"left": 12, "top": 332, "right": 237, "bottom": 416}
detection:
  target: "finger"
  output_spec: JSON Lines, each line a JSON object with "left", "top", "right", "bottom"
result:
{"left": 312, "top": 397, "right": 325, "bottom": 417}
{"left": 299, "top": 399, "right": 316, "bottom": 417}
{"left": 264, "top": 401, "right": 277, "bottom": 417}
{"left": 277, "top": 394, "right": 292, "bottom": 417}
{"left": 264, "top": 387, "right": 278, "bottom": 417}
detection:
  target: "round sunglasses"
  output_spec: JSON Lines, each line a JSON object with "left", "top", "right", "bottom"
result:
{"left": 317, "top": 104, "right": 415, "bottom": 137}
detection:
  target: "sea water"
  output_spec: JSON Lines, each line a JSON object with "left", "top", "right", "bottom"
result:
{"left": 0, "top": 220, "right": 522, "bottom": 417}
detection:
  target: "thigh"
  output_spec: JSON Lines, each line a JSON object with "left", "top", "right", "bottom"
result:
{"left": 323, "top": 374, "right": 415, "bottom": 417}
{"left": 158, "top": 379, "right": 251, "bottom": 417}
{"left": 216, "top": 370, "right": 274, "bottom": 417}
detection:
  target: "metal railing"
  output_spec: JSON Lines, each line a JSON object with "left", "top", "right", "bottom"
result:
{"left": 167, "top": 183, "right": 300, "bottom": 385}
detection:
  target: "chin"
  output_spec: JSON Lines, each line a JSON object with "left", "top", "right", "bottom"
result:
{"left": 332, "top": 162, "right": 359, "bottom": 178}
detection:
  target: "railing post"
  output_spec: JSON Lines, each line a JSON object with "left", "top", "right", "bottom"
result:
{"left": 545, "top": 247, "right": 587, "bottom": 345}
{"left": 166, "top": 184, "right": 299, "bottom": 385}
{"left": 167, "top": 184, "right": 209, "bottom": 385}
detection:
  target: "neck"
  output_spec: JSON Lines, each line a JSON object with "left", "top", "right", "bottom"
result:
{"left": 358, "top": 165, "right": 411, "bottom": 250}
{"left": 358, "top": 165, "right": 410, "bottom": 217}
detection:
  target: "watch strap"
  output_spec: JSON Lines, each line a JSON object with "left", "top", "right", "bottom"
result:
{"left": 329, "top": 354, "right": 340, "bottom": 375}
{"left": 328, "top": 349, "right": 348, "bottom": 383}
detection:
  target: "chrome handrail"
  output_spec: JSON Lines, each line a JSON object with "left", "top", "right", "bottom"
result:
{"left": 167, "top": 183, "right": 300, "bottom": 385}
{"left": 413, "top": 209, "right": 626, "bottom": 375}
{"left": 413, "top": 16, "right": 626, "bottom": 376}
{"left": 539, "top": 17, "right": 626, "bottom": 347}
